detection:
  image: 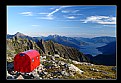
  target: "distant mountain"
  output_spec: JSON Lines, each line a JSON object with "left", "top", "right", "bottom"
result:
{"left": 91, "top": 36, "right": 116, "bottom": 44}
{"left": 40, "top": 35, "right": 84, "bottom": 49}
{"left": 15, "top": 32, "right": 26, "bottom": 37}
{"left": 73, "top": 36, "right": 116, "bottom": 44}
{"left": 7, "top": 32, "right": 116, "bottom": 66}
{"left": 73, "top": 37, "right": 92, "bottom": 43}
{"left": 7, "top": 32, "right": 116, "bottom": 57}
{"left": 7, "top": 32, "right": 41, "bottom": 42}
{"left": 6, "top": 34, "right": 14, "bottom": 39}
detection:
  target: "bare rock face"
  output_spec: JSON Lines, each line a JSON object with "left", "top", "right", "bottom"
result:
{"left": 7, "top": 36, "right": 89, "bottom": 63}
{"left": 6, "top": 38, "right": 43, "bottom": 62}
{"left": 42, "top": 40, "right": 89, "bottom": 62}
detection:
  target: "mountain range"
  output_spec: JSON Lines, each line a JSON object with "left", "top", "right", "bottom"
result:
{"left": 7, "top": 32, "right": 116, "bottom": 66}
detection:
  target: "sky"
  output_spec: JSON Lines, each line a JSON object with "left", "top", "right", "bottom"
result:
{"left": 7, "top": 5, "right": 117, "bottom": 38}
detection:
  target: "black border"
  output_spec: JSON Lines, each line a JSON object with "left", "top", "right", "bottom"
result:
{"left": 0, "top": 0, "right": 119, "bottom": 81}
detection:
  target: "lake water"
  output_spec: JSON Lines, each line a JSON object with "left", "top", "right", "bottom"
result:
{"left": 79, "top": 43, "right": 107, "bottom": 56}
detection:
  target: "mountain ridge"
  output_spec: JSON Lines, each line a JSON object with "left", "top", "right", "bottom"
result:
{"left": 7, "top": 32, "right": 116, "bottom": 66}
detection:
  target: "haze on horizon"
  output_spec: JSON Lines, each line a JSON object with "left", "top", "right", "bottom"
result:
{"left": 7, "top": 5, "right": 116, "bottom": 38}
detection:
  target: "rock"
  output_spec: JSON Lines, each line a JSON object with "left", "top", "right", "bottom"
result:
{"left": 33, "top": 76, "right": 40, "bottom": 79}
{"left": 53, "top": 78, "right": 59, "bottom": 80}
{"left": 68, "top": 63, "right": 84, "bottom": 74}
{"left": 51, "top": 56, "right": 55, "bottom": 61}
{"left": 31, "top": 71, "right": 39, "bottom": 78}
{"left": 69, "top": 72, "right": 74, "bottom": 77}
{"left": 7, "top": 62, "right": 14, "bottom": 71}
{"left": 43, "top": 72, "right": 48, "bottom": 75}
{"left": 112, "top": 66, "right": 116, "bottom": 71}
{"left": 90, "top": 68, "right": 99, "bottom": 72}
{"left": 16, "top": 75, "right": 24, "bottom": 79}
{"left": 42, "top": 56, "right": 46, "bottom": 59}
{"left": 61, "top": 71, "right": 69, "bottom": 76}
{"left": 7, "top": 76, "right": 15, "bottom": 79}
{"left": 72, "top": 60, "right": 82, "bottom": 64}
{"left": 58, "top": 61, "right": 65, "bottom": 66}
{"left": 38, "top": 71, "right": 45, "bottom": 77}
{"left": 9, "top": 71, "right": 17, "bottom": 75}
{"left": 54, "top": 54, "right": 60, "bottom": 58}
{"left": 64, "top": 63, "right": 68, "bottom": 68}
{"left": 7, "top": 71, "right": 15, "bottom": 79}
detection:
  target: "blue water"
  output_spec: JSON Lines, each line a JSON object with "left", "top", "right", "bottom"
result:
{"left": 79, "top": 43, "right": 107, "bottom": 56}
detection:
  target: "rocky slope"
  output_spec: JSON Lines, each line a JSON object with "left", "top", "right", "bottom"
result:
{"left": 7, "top": 54, "right": 116, "bottom": 80}
{"left": 7, "top": 37, "right": 88, "bottom": 63}
{"left": 7, "top": 37, "right": 43, "bottom": 62}
{"left": 36, "top": 39, "right": 89, "bottom": 62}
{"left": 6, "top": 37, "right": 116, "bottom": 80}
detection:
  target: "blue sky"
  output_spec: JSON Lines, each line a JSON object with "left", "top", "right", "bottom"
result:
{"left": 7, "top": 5, "right": 116, "bottom": 38}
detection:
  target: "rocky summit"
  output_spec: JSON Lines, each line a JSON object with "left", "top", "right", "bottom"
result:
{"left": 6, "top": 37, "right": 116, "bottom": 80}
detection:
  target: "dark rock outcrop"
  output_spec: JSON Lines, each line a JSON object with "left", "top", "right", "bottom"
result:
{"left": 41, "top": 40, "right": 89, "bottom": 62}
{"left": 7, "top": 37, "right": 89, "bottom": 63}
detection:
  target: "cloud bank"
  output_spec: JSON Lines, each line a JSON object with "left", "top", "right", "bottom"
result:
{"left": 81, "top": 16, "right": 116, "bottom": 25}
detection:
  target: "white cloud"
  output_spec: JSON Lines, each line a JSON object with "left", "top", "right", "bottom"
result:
{"left": 69, "top": 14, "right": 83, "bottom": 16}
{"left": 47, "top": 7, "right": 62, "bottom": 17}
{"left": 55, "top": 19, "right": 80, "bottom": 22}
{"left": 66, "top": 16, "right": 76, "bottom": 19}
{"left": 36, "top": 16, "right": 54, "bottom": 20}
{"left": 37, "top": 6, "right": 63, "bottom": 20}
{"left": 19, "top": 12, "right": 33, "bottom": 16}
{"left": 50, "top": 7, "right": 55, "bottom": 10}
{"left": 37, "top": 13, "right": 49, "bottom": 15}
{"left": 32, "top": 25, "right": 40, "bottom": 27}
{"left": 37, "top": 12, "right": 54, "bottom": 20}
{"left": 62, "top": 9, "right": 79, "bottom": 13}
{"left": 61, "top": 6, "right": 72, "bottom": 8}
{"left": 64, "top": 15, "right": 76, "bottom": 19}
{"left": 47, "top": 6, "right": 72, "bottom": 16}
{"left": 37, "top": 6, "right": 72, "bottom": 20}
{"left": 61, "top": 10, "right": 70, "bottom": 13}
{"left": 60, "top": 26, "right": 80, "bottom": 28}
{"left": 81, "top": 16, "right": 116, "bottom": 24}
{"left": 103, "top": 24, "right": 116, "bottom": 28}
{"left": 72, "top": 10, "right": 80, "bottom": 13}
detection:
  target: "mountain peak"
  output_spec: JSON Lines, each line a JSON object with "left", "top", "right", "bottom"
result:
{"left": 15, "top": 32, "right": 26, "bottom": 37}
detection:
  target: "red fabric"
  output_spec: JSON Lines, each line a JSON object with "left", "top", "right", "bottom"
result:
{"left": 14, "top": 50, "right": 40, "bottom": 73}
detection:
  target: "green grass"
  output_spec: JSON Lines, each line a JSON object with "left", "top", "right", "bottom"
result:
{"left": 72, "top": 63, "right": 116, "bottom": 79}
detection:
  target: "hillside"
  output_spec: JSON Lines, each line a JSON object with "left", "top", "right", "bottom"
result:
{"left": 7, "top": 52, "right": 116, "bottom": 80}
{"left": 97, "top": 41, "right": 116, "bottom": 55}
{"left": 6, "top": 36, "right": 116, "bottom": 80}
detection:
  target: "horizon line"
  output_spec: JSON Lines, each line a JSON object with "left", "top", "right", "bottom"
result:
{"left": 7, "top": 32, "right": 116, "bottom": 38}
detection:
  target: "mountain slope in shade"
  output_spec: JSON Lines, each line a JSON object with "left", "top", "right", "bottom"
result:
{"left": 93, "top": 54, "right": 116, "bottom": 66}
{"left": 85, "top": 54, "right": 116, "bottom": 66}
{"left": 93, "top": 41, "right": 116, "bottom": 66}
{"left": 84, "top": 41, "right": 116, "bottom": 66}
{"left": 97, "top": 41, "right": 116, "bottom": 55}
